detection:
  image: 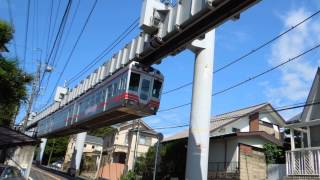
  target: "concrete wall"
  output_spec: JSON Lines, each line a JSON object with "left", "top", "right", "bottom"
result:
{"left": 5, "top": 145, "right": 36, "bottom": 178}
{"left": 239, "top": 144, "right": 266, "bottom": 180}
{"left": 209, "top": 138, "right": 238, "bottom": 163}
{"left": 267, "top": 164, "right": 286, "bottom": 180}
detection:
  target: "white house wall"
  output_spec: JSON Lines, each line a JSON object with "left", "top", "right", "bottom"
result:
{"left": 210, "top": 117, "right": 249, "bottom": 137}
{"left": 237, "top": 136, "right": 269, "bottom": 149}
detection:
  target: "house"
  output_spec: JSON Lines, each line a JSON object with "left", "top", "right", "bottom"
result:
{"left": 98, "top": 119, "right": 159, "bottom": 180}
{"left": 285, "top": 68, "right": 320, "bottom": 179}
{"left": 164, "top": 103, "right": 285, "bottom": 180}
{"left": 63, "top": 134, "right": 103, "bottom": 178}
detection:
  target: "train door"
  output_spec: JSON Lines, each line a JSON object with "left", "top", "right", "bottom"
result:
{"left": 139, "top": 75, "right": 152, "bottom": 104}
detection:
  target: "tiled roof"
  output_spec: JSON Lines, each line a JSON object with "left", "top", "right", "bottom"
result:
{"left": 85, "top": 135, "right": 103, "bottom": 145}
{"left": 164, "top": 103, "right": 269, "bottom": 142}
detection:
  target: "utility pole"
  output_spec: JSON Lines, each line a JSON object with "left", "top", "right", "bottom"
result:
{"left": 153, "top": 133, "right": 163, "bottom": 180}
{"left": 22, "top": 62, "right": 41, "bottom": 130}
{"left": 185, "top": 30, "right": 215, "bottom": 180}
{"left": 132, "top": 119, "right": 141, "bottom": 171}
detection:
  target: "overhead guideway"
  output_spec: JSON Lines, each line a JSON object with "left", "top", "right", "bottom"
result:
{"left": 27, "top": 0, "right": 261, "bottom": 137}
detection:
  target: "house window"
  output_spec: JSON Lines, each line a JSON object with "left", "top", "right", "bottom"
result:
{"left": 84, "top": 144, "right": 87, "bottom": 147}
{"left": 92, "top": 145, "right": 95, "bottom": 149}
{"left": 232, "top": 128, "right": 240, "bottom": 132}
{"left": 139, "top": 135, "right": 151, "bottom": 146}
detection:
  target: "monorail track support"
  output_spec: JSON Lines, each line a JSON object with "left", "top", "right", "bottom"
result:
{"left": 186, "top": 30, "right": 215, "bottom": 180}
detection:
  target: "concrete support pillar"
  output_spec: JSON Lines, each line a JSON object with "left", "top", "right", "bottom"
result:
{"left": 69, "top": 132, "right": 87, "bottom": 176}
{"left": 36, "top": 138, "right": 47, "bottom": 164}
{"left": 185, "top": 30, "right": 215, "bottom": 180}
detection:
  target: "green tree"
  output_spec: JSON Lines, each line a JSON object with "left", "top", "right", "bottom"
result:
{"left": 0, "top": 19, "right": 32, "bottom": 126}
{"left": 135, "top": 139, "right": 187, "bottom": 180}
{"left": 0, "top": 20, "right": 13, "bottom": 49}
{"left": 88, "top": 126, "right": 114, "bottom": 138}
{"left": 42, "top": 136, "right": 69, "bottom": 165}
{"left": 263, "top": 143, "right": 285, "bottom": 164}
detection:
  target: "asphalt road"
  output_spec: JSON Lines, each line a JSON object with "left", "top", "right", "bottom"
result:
{"left": 30, "top": 166, "right": 64, "bottom": 180}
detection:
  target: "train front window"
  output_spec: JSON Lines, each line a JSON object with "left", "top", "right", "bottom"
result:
{"left": 129, "top": 73, "right": 140, "bottom": 92}
{"left": 140, "top": 79, "right": 150, "bottom": 101}
{"left": 152, "top": 80, "right": 162, "bottom": 98}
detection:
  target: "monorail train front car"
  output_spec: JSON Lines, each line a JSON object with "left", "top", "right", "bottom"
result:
{"left": 37, "top": 62, "right": 163, "bottom": 137}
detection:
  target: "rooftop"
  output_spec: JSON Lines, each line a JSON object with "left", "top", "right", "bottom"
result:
{"left": 164, "top": 103, "right": 270, "bottom": 142}
{"left": 0, "top": 126, "right": 40, "bottom": 148}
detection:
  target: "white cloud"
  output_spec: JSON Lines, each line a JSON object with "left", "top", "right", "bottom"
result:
{"left": 264, "top": 8, "right": 320, "bottom": 119}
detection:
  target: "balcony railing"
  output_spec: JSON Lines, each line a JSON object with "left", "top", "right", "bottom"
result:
{"left": 208, "top": 162, "right": 239, "bottom": 179}
{"left": 286, "top": 147, "right": 320, "bottom": 176}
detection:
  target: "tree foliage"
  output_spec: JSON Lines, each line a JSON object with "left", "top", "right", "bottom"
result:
{"left": 0, "top": 19, "right": 32, "bottom": 126}
{"left": 0, "top": 20, "right": 13, "bottom": 48}
{"left": 42, "top": 136, "right": 69, "bottom": 165}
{"left": 134, "top": 139, "right": 187, "bottom": 180}
{"left": 263, "top": 143, "right": 285, "bottom": 164}
{"left": 88, "top": 126, "right": 114, "bottom": 138}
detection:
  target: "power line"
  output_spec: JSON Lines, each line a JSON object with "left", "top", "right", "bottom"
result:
{"left": 158, "top": 42, "right": 320, "bottom": 113}
{"left": 44, "top": 0, "right": 99, "bottom": 106}
{"left": 23, "top": 0, "right": 31, "bottom": 69}
{"left": 39, "top": 0, "right": 72, "bottom": 92}
{"left": 6, "top": 0, "right": 18, "bottom": 60}
{"left": 161, "top": 9, "right": 320, "bottom": 95}
{"left": 45, "top": 0, "right": 72, "bottom": 67}
{"left": 41, "top": 0, "right": 81, "bottom": 100}
{"left": 151, "top": 100, "right": 320, "bottom": 130}
{"left": 44, "top": 0, "right": 55, "bottom": 61}
{"left": 67, "top": 17, "right": 140, "bottom": 84}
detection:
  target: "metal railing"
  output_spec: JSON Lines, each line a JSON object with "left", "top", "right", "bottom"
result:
{"left": 286, "top": 147, "right": 320, "bottom": 176}
{"left": 208, "top": 162, "right": 239, "bottom": 179}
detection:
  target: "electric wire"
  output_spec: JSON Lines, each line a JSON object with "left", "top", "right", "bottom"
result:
{"left": 158, "top": 42, "right": 320, "bottom": 113}
{"left": 41, "top": 0, "right": 81, "bottom": 100}
{"left": 151, "top": 100, "right": 320, "bottom": 130}
{"left": 39, "top": 0, "right": 72, "bottom": 91}
{"left": 44, "top": 0, "right": 99, "bottom": 106}
{"left": 67, "top": 17, "right": 140, "bottom": 84}
{"left": 161, "top": 9, "right": 320, "bottom": 95}
{"left": 23, "top": 0, "right": 31, "bottom": 70}
{"left": 6, "top": 0, "right": 18, "bottom": 60}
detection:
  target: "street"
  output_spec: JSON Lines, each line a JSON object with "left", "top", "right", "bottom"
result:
{"left": 30, "top": 166, "right": 76, "bottom": 180}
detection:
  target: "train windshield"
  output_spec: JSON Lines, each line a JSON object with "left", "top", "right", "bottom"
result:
{"left": 152, "top": 80, "right": 162, "bottom": 98}
{"left": 140, "top": 79, "right": 151, "bottom": 101}
{"left": 129, "top": 73, "right": 140, "bottom": 92}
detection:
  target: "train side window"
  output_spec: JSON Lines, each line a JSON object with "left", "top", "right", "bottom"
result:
{"left": 113, "top": 83, "right": 118, "bottom": 96}
{"left": 107, "top": 85, "right": 112, "bottom": 98}
{"left": 122, "top": 77, "right": 127, "bottom": 91}
{"left": 95, "top": 91, "right": 101, "bottom": 104}
{"left": 129, "top": 73, "right": 140, "bottom": 92}
{"left": 152, "top": 80, "right": 162, "bottom": 98}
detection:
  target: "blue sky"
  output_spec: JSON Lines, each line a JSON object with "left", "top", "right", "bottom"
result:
{"left": 1, "top": 0, "right": 320, "bottom": 137}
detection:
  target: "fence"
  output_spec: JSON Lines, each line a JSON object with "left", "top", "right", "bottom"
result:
{"left": 286, "top": 147, "right": 320, "bottom": 176}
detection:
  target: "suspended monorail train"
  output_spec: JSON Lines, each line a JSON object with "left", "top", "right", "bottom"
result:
{"left": 37, "top": 62, "right": 163, "bottom": 137}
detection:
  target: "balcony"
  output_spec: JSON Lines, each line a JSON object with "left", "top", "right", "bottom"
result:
{"left": 286, "top": 147, "right": 320, "bottom": 176}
